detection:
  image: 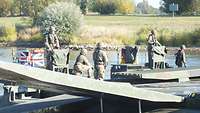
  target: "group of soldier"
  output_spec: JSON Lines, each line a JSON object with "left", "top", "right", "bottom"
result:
{"left": 147, "top": 30, "right": 186, "bottom": 68}
{"left": 45, "top": 26, "right": 187, "bottom": 80}
{"left": 45, "top": 26, "right": 108, "bottom": 80}
{"left": 73, "top": 42, "right": 108, "bottom": 80}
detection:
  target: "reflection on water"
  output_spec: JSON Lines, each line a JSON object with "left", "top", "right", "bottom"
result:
{"left": 0, "top": 47, "right": 200, "bottom": 68}
{"left": 0, "top": 48, "right": 13, "bottom": 63}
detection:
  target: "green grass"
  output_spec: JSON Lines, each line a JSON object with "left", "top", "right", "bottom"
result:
{"left": 84, "top": 16, "right": 200, "bottom": 33}
{"left": 82, "top": 16, "right": 200, "bottom": 46}
{"left": 0, "top": 16, "right": 200, "bottom": 46}
{"left": 0, "top": 17, "right": 32, "bottom": 26}
{"left": 0, "top": 16, "right": 199, "bottom": 32}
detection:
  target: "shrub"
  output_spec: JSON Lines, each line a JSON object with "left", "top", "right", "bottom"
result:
{"left": 175, "top": 28, "right": 200, "bottom": 47}
{"left": 136, "top": 27, "right": 200, "bottom": 47}
{"left": 136, "top": 27, "right": 151, "bottom": 45}
{"left": 0, "top": 24, "right": 17, "bottom": 42}
{"left": 158, "top": 28, "right": 175, "bottom": 46}
{"left": 17, "top": 27, "right": 41, "bottom": 41}
{"left": 36, "top": 2, "right": 83, "bottom": 43}
{"left": 29, "top": 33, "right": 43, "bottom": 42}
{"left": 92, "top": 0, "right": 118, "bottom": 14}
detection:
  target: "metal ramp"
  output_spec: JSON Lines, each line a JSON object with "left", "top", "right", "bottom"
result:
{"left": 111, "top": 67, "right": 200, "bottom": 83}
{"left": 0, "top": 94, "right": 89, "bottom": 113}
{"left": 136, "top": 81, "right": 200, "bottom": 96}
{"left": 0, "top": 61, "right": 183, "bottom": 103}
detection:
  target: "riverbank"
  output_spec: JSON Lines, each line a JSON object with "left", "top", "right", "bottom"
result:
{"left": 0, "top": 41, "right": 44, "bottom": 48}
{"left": 0, "top": 16, "right": 200, "bottom": 46}
{"left": 2, "top": 42, "right": 200, "bottom": 54}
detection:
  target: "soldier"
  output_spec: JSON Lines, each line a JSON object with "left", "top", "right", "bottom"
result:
{"left": 45, "top": 26, "right": 60, "bottom": 70}
{"left": 93, "top": 42, "right": 108, "bottom": 80}
{"left": 147, "top": 30, "right": 161, "bottom": 68}
{"left": 74, "top": 48, "right": 92, "bottom": 77}
{"left": 175, "top": 45, "right": 186, "bottom": 68}
{"left": 45, "top": 26, "right": 60, "bottom": 51}
{"left": 147, "top": 30, "right": 161, "bottom": 46}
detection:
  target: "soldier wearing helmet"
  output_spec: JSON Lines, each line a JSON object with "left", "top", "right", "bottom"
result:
{"left": 93, "top": 42, "right": 108, "bottom": 80}
{"left": 175, "top": 45, "right": 186, "bottom": 68}
{"left": 74, "top": 48, "right": 92, "bottom": 77}
{"left": 147, "top": 30, "right": 161, "bottom": 68}
{"left": 147, "top": 30, "right": 161, "bottom": 46}
{"left": 45, "top": 26, "right": 61, "bottom": 70}
{"left": 45, "top": 26, "right": 60, "bottom": 51}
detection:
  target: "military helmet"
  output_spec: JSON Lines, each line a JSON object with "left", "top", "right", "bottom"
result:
{"left": 150, "top": 30, "right": 155, "bottom": 35}
{"left": 80, "top": 48, "right": 87, "bottom": 55}
{"left": 96, "top": 42, "right": 103, "bottom": 49}
{"left": 180, "top": 45, "right": 186, "bottom": 49}
{"left": 49, "top": 26, "right": 56, "bottom": 32}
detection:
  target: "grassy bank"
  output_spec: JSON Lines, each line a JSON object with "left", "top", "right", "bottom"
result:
{"left": 85, "top": 16, "right": 200, "bottom": 32}
{"left": 0, "top": 17, "right": 32, "bottom": 26}
{"left": 0, "top": 16, "right": 200, "bottom": 46}
{"left": 81, "top": 16, "right": 200, "bottom": 46}
{"left": 0, "top": 17, "right": 42, "bottom": 43}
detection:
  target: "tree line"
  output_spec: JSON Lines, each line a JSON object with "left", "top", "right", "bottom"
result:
{"left": 0, "top": 0, "right": 135, "bottom": 17}
{"left": 0, "top": 0, "right": 58, "bottom": 17}
{"left": 161, "top": 0, "right": 200, "bottom": 15}
{"left": 0, "top": 0, "right": 199, "bottom": 17}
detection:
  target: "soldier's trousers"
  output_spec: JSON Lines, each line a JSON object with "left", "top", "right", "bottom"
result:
{"left": 74, "top": 64, "right": 93, "bottom": 78}
{"left": 94, "top": 65, "right": 105, "bottom": 80}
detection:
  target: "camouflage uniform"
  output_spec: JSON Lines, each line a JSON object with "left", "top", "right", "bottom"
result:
{"left": 45, "top": 26, "right": 60, "bottom": 51}
{"left": 175, "top": 45, "right": 186, "bottom": 68}
{"left": 74, "top": 49, "right": 92, "bottom": 77}
{"left": 45, "top": 26, "right": 60, "bottom": 70}
{"left": 93, "top": 43, "right": 108, "bottom": 80}
{"left": 147, "top": 30, "right": 161, "bottom": 68}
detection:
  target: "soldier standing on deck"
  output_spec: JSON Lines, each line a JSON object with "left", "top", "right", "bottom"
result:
{"left": 175, "top": 45, "right": 186, "bottom": 68}
{"left": 93, "top": 42, "right": 108, "bottom": 80}
{"left": 74, "top": 48, "right": 92, "bottom": 78}
{"left": 45, "top": 26, "right": 60, "bottom": 70}
{"left": 147, "top": 30, "right": 161, "bottom": 68}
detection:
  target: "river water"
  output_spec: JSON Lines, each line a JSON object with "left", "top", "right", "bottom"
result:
{"left": 0, "top": 47, "right": 200, "bottom": 113}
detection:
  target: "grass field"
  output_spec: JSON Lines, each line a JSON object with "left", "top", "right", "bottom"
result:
{"left": 80, "top": 16, "right": 200, "bottom": 45}
{"left": 0, "top": 17, "right": 32, "bottom": 26}
{"left": 0, "top": 16, "right": 200, "bottom": 46}
{"left": 85, "top": 16, "right": 200, "bottom": 32}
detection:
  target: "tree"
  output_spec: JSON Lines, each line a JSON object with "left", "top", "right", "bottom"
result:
{"left": 160, "top": 0, "right": 200, "bottom": 15}
{"left": 10, "top": 0, "right": 20, "bottom": 16}
{"left": 116, "top": 0, "right": 135, "bottom": 14}
{"left": 0, "top": 0, "right": 12, "bottom": 16}
{"left": 136, "top": 0, "right": 149, "bottom": 14}
{"left": 136, "top": 0, "right": 159, "bottom": 14}
{"left": 36, "top": 2, "right": 83, "bottom": 43}
{"left": 92, "top": 0, "right": 118, "bottom": 14}
{"left": 188, "top": 0, "right": 200, "bottom": 15}
{"left": 0, "top": 0, "right": 81, "bottom": 17}
{"left": 80, "top": 0, "right": 88, "bottom": 15}
{"left": 91, "top": 0, "right": 135, "bottom": 15}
